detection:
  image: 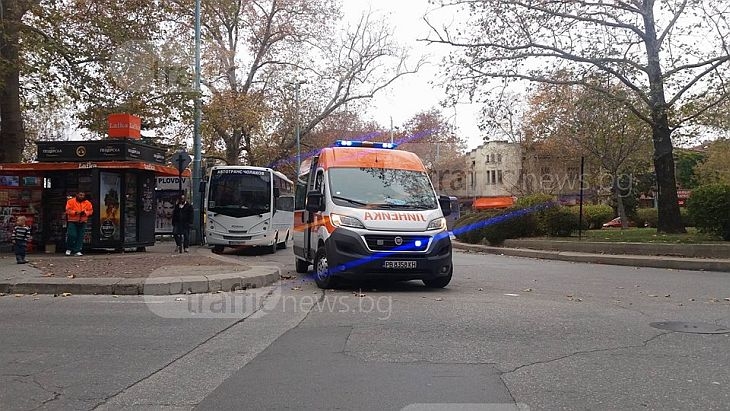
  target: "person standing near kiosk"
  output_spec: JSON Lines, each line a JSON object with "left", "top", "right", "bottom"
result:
{"left": 65, "top": 191, "right": 93, "bottom": 256}
{"left": 172, "top": 194, "right": 193, "bottom": 253}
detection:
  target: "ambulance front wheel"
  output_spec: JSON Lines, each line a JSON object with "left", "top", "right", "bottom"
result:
{"left": 314, "top": 247, "right": 337, "bottom": 289}
{"left": 422, "top": 266, "right": 452, "bottom": 288}
{"left": 212, "top": 245, "right": 224, "bottom": 254}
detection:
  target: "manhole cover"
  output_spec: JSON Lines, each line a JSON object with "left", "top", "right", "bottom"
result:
{"left": 650, "top": 321, "right": 730, "bottom": 334}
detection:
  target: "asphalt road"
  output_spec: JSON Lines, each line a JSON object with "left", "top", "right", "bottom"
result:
{"left": 1, "top": 247, "right": 729, "bottom": 410}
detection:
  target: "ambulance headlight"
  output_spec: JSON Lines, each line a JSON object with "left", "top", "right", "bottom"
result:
{"left": 330, "top": 213, "right": 365, "bottom": 229}
{"left": 427, "top": 217, "right": 447, "bottom": 231}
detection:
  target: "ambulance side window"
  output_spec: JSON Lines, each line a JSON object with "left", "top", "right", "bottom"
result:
{"left": 314, "top": 170, "right": 324, "bottom": 193}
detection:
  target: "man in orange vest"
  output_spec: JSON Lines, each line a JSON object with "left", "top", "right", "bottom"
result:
{"left": 65, "top": 191, "right": 93, "bottom": 256}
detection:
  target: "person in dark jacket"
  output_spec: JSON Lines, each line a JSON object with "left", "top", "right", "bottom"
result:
{"left": 172, "top": 194, "right": 194, "bottom": 253}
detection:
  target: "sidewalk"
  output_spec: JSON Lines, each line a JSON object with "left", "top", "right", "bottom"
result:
{"left": 0, "top": 244, "right": 282, "bottom": 295}
{"left": 452, "top": 240, "right": 730, "bottom": 273}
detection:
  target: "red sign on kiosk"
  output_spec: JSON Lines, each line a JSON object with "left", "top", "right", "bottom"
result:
{"left": 108, "top": 113, "right": 141, "bottom": 139}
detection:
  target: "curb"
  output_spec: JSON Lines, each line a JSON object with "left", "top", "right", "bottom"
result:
{"left": 501, "top": 238, "right": 730, "bottom": 259}
{"left": 0, "top": 267, "right": 282, "bottom": 296}
{"left": 453, "top": 241, "right": 730, "bottom": 273}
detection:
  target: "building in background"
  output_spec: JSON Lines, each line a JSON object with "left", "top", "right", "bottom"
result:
{"left": 464, "top": 140, "right": 582, "bottom": 210}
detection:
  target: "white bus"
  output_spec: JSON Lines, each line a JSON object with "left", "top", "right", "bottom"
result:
{"left": 204, "top": 166, "right": 294, "bottom": 254}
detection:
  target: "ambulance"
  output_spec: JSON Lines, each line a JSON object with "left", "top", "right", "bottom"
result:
{"left": 293, "top": 140, "right": 453, "bottom": 289}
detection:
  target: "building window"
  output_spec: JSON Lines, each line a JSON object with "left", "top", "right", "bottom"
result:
{"left": 497, "top": 154, "right": 503, "bottom": 163}
{"left": 485, "top": 156, "right": 490, "bottom": 164}
{"left": 498, "top": 170, "right": 503, "bottom": 184}
{"left": 492, "top": 170, "right": 497, "bottom": 185}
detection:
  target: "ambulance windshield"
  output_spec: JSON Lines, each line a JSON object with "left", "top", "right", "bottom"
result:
{"left": 328, "top": 167, "right": 437, "bottom": 210}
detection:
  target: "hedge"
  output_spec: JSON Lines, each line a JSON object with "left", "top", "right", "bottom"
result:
{"left": 544, "top": 207, "right": 580, "bottom": 237}
{"left": 634, "top": 208, "right": 658, "bottom": 228}
{"left": 687, "top": 184, "right": 730, "bottom": 240}
{"left": 582, "top": 204, "right": 614, "bottom": 229}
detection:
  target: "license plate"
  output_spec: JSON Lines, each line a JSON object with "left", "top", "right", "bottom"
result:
{"left": 229, "top": 241, "right": 247, "bottom": 245}
{"left": 383, "top": 260, "right": 416, "bottom": 269}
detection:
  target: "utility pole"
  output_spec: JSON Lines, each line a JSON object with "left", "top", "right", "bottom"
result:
{"left": 192, "top": 0, "right": 202, "bottom": 244}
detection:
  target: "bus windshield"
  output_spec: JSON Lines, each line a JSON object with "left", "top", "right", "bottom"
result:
{"left": 208, "top": 170, "right": 271, "bottom": 218}
{"left": 328, "top": 167, "right": 438, "bottom": 210}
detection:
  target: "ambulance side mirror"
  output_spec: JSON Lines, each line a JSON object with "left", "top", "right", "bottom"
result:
{"left": 306, "top": 191, "right": 325, "bottom": 212}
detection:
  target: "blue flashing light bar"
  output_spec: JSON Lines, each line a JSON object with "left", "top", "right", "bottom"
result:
{"left": 334, "top": 140, "right": 398, "bottom": 149}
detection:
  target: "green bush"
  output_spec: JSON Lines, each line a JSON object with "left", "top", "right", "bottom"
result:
{"left": 687, "top": 184, "right": 730, "bottom": 241}
{"left": 515, "top": 194, "right": 556, "bottom": 235}
{"left": 680, "top": 207, "right": 695, "bottom": 228}
{"left": 582, "top": 204, "right": 614, "bottom": 229}
{"left": 544, "top": 207, "right": 580, "bottom": 237}
{"left": 453, "top": 211, "right": 495, "bottom": 244}
{"left": 480, "top": 206, "right": 538, "bottom": 245}
{"left": 515, "top": 193, "right": 555, "bottom": 208}
{"left": 567, "top": 206, "right": 589, "bottom": 230}
{"left": 634, "top": 208, "right": 659, "bottom": 228}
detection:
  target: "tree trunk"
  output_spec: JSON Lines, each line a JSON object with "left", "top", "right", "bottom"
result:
{"left": 614, "top": 177, "right": 629, "bottom": 229}
{"left": 642, "top": 7, "right": 686, "bottom": 234}
{"left": 224, "top": 142, "right": 239, "bottom": 166}
{"left": 224, "top": 130, "right": 243, "bottom": 165}
{"left": 651, "top": 119, "right": 685, "bottom": 233}
{"left": 0, "top": 2, "right": 26, "bottom": 163}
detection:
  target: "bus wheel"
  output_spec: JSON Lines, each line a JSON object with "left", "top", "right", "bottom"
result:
{"left": 277, "top": 232, "right": 288, "bottom": 250}
{"left": 295, "top": 258, "right": 309, "bottom": 273}
{"left": 314, "top": 247, "right": 336, "bottom": 289}
{"left": 268, "top": 236, "right": 277, "bottom": 254}
{"left": 212, "top": 245, "right": 224, "bottom": 254}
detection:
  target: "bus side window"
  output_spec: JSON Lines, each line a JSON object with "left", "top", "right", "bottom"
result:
{"left": 276, "top": 196, "right": 294, "bottom": 212}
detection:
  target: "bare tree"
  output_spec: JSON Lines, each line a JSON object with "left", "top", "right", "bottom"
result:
{"left": 426, "top": 0, "right": 730, "bottom": 233}
{"left": 182, "top": 0, "right": 424, "bottom": 166}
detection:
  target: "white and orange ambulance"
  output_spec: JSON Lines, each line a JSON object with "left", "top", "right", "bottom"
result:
{"left": 293, "top": 140, "right": 453, "bottom": 289}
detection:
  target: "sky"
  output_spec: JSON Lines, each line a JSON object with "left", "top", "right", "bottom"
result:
{"left": 340, "top": 0, "right": 484, "bottom": 150}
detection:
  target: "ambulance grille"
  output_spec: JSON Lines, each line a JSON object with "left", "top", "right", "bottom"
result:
{"left": 363, "top": 235, "right": 430, "bottom": 252}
